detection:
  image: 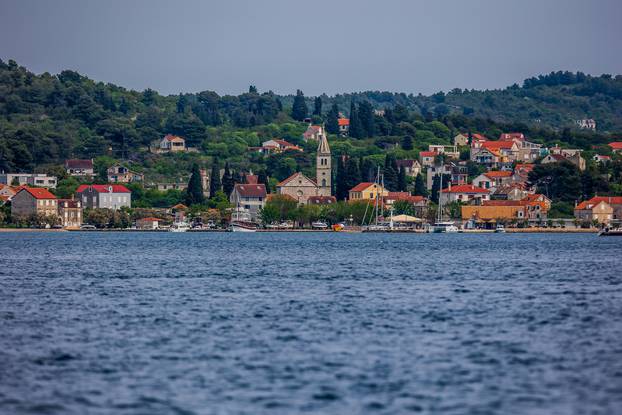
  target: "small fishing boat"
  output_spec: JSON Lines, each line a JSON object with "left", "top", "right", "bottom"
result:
{"left": 311, "top": 221, "right": 328, "bottom": 229}
{"left": 169, "top": 221, "right": 190, "bottom": 232}
{"left": 598, "top": 226, "right": 622, "bottom": 236}
{"left": 332, "top": 223, "right": 345, "bottom": 232}
{"left": 229, "top": 221, "right": 257, "bottom": 232}
{"left": 432, "top": 221, "right": 460, "bottom": 233}
{"left": 495, "top": 224, "right": 506, "bottom": 233}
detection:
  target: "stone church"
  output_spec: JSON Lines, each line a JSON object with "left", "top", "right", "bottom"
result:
{"left": 276, "top": 133, "right": 331, "bottom": 204}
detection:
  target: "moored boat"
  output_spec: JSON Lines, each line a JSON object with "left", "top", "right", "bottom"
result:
{"left": 311, "top": 221, "right": 328, "bottom": 229}
{"left": 169, "top": 221, "right": 190, "bottom": 232}
{"left": 598, "top": 227, "right": 622, "bottom": 236}
{"left": 432, "top": 221, "right": 459, "bottom": 233}
{"left": 229, "top": 221, "right": 257, "bottom": 232}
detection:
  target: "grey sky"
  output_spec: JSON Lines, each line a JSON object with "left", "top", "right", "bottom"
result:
{"left": 1, "top": 0, "right": 620, "bottom": 96}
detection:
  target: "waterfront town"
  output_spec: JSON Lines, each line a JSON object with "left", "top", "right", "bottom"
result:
{"left": 1, "top": 123, "right": 621, "bottom": 232}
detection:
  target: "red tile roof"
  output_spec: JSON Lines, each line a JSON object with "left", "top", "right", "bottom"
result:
{"left": 276, "top": 172, "right": 316, "bottom": 187}
{"left": 64, "top": 159, "right": 93, "bottom": 169}
{"left": 608, "top": 142, "right": 622, "bottom": 150}
{"left": 138, "top": 217, "right": 161, "bottom": 222}
{"left": 482, "top": 141, "right": 516, "bottom": 150}
{"left": 471, "top": 133, "right": 487, "bottom": 141}
{"left": 338, "top": 118, "right": 350, "bottom": 126}
{"left": 233, "top": 184, "right": 266, "bottom": 198}
{"left": 76, "top": 184, "right": 131, "bottom": 193}
{"left": 420, "top": 151, "right": 436, "bottom": 157}
{"left": 441, "top": 184, "right": 489, "bottom": 194}
{"left": 484, "top": 171, "right": 513, "bottom": 178}
{"left": 588, "top": 196, "right": 622, "bottom": 205}
{"left": 18, "top": 187, "right": 57, "bottom": 199}
{"left": 164, "top": 134, "right": 184, "bottom": 142}
{"left": 349, "top": 182, "right": 377, "bottom": 192}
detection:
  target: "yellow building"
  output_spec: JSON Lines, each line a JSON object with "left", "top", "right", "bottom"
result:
{"left": 574, "top": 200, "right": 613, "bottom": 224}
{"left": 462, "top": 205, "right": 525, "bottom": 221}
{"left": 348, "top": 182, "right": 389, "bottom": 201}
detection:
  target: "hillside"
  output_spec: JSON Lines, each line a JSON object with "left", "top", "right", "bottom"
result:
{"left": 1, "top": 59, "right": 621, "bottom": 182}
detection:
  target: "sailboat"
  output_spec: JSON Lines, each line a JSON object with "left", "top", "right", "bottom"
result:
{"left": 432, "top": 174, "right": 459, "bottom": 233}
{"left": 229, "top": 196, "right": 257, "bottom": 232}
{"left": 364, "top": 167, "right": 391, "bottom": 232}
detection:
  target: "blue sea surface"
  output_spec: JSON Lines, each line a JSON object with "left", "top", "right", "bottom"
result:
{"left": 0, "top": 232, "right": 621, "bottom": 414}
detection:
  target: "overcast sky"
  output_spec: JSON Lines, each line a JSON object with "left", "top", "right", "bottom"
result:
{"left": 1, "top": 0, "right": 620, "bottom": 96}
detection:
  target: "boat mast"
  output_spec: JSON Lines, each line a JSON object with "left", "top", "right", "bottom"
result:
{"left": 437, "top": 173, "right": 443, "bottom": 223}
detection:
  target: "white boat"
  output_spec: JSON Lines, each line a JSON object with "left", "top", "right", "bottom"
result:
{"left": 311, "top": 221, "right": 328, "bottom": 229}
{"left": 495, "top": 224, "right": 506, "bottom": 233}
{"left": 432, "top": 221, "right": 460, "bottom": 233}
{"left": 431, "top": 173, "right": 459, "bottom": 233}
{"left": 169, "top": 221, "right": 190, "bottom": 232}
{"left": 229, "top": 194, "right": 257, "bottom": 232}
{"left": 598, "top": 226, "right": 622, "bottom": 236}
{"left": 229, "top": 221, "right": 257, "bottom": 232}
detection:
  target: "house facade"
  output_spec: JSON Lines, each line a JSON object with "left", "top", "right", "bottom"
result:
{"left": 419, "top": 151, "right": 436, "bottom": 168}
{"left": 396, "top": 159, "right": 422, "bottom": 177}
{"left": 472, "top": 171, "right": 514, "bottom": 192}
{"left": 229, "top": 183, "right": 267, "bottom": 222}
{"left": 439, "top": 184, "right": 490, "bottom": 205}
{"left": 159, "top": 134, "right": 186, "bottom": 152}
{"left": 349, "top": 182, "right": 389, "bottom": 201}
{"left": 76, "top": 184, "right": 132, "bottom": 210}
{"left": 574, "top": 200, "right": 613, "bottom": 224}
{"left": 65, "top": 159, "right": 94, "bottom": 177}
{"left": 583, "top": 196, "right": 622, "bottom": 220}
{"left": 11, "top": 187, "right": 58, "bottom": 218}
{"left": 107, "top": 165, "right": 144, "bottom": 183}
{"left": 0, "top": 173, "right": 57, "bottom": 188}
{"left": 258, "top": 139, "right": 302, "bottom": 154}
{"left": 136, "top": 217, "right": 160, "bottom": 230}
{"left": 303, "top": 125, "right": 326, "bottom": 142}
{"left": 57, "top": 199, "right": 82, "bottom": 228}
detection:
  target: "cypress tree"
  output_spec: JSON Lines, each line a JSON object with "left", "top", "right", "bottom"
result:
{"left": 360, "top": 157, "right": 376, "bottom": 182}
{"left": 291, "top": 89, "right": 308, "bottom": 121}
{"left": 185, "top": 163, "right": 205, "bottom": 206}
{"left": 222, "top": 162, "right": 235, "bottom": 197}
{"left": 358, "top": 101, "right": 374, "bottom": 137}
{"left": 209, "top": 159, "right": 221, "bottom": 197}
{"left": 402, "top": 135, "right": 414, "bottom": 150}
{"left": 345, "top": 158, "right": 361, "bottom": 194}
{"left": 397, "top": 166, "right": 407, "bottom": 192}
{"left": 335, "top": 156, "right": 348, "bottom": 201}
{"left": 383, "top": 154, "right": 399, "bottom": 191}
{"left": 348, "top": 101, "right": 363, "bottom": 139}
{"left": 413, "top": 174, "right": 427, "bottom": 196}
{"left": 326, "top": 103, "right": 339, "bottom": 134}
{"left": 313, "top": 96, "right": 322, "bottom": 116}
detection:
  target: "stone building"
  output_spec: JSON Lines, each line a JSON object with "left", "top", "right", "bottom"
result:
{"left": 11, "top": 187, "right": 58, "bottom": 218}
{"left": 276, "top": 133, "right": 332, "bottom": 204}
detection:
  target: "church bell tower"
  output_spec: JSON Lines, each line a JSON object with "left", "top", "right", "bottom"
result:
{"left": 316, "top": 130, "right": 331, "bottom": 196}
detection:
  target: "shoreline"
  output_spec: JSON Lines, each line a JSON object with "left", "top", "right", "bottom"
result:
{"left": 0, "top": 227, "right": 600, "bottom": 233}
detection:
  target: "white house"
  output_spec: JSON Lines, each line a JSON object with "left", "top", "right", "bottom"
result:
{"left": 75, "top": 184, "right": 132, "bottom": 210}
{"left": 440, "top": 184, "right": 490, "bottom": 205}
